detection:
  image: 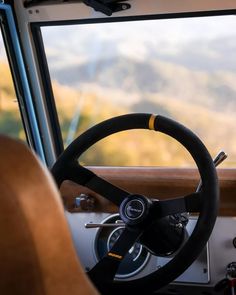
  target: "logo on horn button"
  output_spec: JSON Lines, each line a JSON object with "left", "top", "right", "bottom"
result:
{"left": 125, "top": 199, "right": 145, "bottom": 220}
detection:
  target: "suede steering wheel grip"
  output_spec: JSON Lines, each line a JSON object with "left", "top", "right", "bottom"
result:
{"left": 51, "top": 113, "right": 219, "bottom": 294}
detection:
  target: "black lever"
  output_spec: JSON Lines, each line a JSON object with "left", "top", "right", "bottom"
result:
{"left": 196, "top": 150, "right": 227, "bottom": 193}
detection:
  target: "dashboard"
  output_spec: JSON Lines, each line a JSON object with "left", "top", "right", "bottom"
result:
{"left": 66, "top": 212, "right": 236, "bottom": 295}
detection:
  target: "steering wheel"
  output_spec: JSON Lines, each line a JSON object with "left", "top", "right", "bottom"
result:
{"left": 51, "top": 113, "right": 219, "bottom": 294}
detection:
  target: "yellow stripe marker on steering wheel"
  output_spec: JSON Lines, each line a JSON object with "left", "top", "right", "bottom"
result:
{"left": 149, "top": 114, "right": 157, "bottom": 130}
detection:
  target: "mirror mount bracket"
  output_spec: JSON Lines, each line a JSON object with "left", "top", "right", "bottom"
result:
{"left": 24, "top": 0, "right": 131, "bottom": 16}
{"left": 82, "top": 0, "right": 131, "bottom": 16}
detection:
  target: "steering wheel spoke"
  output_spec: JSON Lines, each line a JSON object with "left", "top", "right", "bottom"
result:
{"left": 88, "top": 227, "right": 142, "bottom": 288}
{"left": 152, "top": 192, "right": 201, "bottom": 218}
{"left": 66, "top": 163, "right": 129, "bottom": 206}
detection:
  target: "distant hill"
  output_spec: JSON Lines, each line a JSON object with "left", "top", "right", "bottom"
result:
{"left": 50, "top": 55, "right": 236, "bottom": 115}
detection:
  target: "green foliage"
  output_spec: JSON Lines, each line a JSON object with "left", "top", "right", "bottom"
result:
{"left": 54, "top": 78, "right": 235, "bottom": 168}
{"left": 0, "top": 61, "right": 26, "bottom": 141}
{"left": 0, "top": 62, "right": 15, "bottom": 97}
{"left": 0, "top": 110, "right": 25, "bottom": 139}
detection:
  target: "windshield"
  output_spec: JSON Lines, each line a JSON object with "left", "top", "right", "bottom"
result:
{"left": 41, "top": 15, "right": 236, "bottom": 167}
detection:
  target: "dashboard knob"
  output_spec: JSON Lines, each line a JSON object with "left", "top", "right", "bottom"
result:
{"left": 75, "top": 194, "right": 95, "bottom": 211}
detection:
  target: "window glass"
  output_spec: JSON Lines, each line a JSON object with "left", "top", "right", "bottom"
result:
{"left": 0, "top": 28, "right": 26, "bottom": 141}
{"left": 42, "top": 16, "right": 236, "bottom": 167}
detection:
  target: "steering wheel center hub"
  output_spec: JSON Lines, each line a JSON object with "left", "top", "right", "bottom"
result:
{"left": 125, "top": 199, "right": 145, "bottom": 220}
{"left": 120, "top": 194, "right": 151, "bottom": 225}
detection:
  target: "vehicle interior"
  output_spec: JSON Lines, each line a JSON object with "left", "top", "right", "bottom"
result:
{"left": 0, "top": 0, "right": 236, "bottom": 294}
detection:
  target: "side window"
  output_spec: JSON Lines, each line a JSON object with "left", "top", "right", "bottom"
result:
{"left": 0, "top": 27, "right": 26, "bottom": 141}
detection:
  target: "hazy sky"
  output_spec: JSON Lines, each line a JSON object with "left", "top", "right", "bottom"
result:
{"left": 40, "top": 15, "right": 236, "bottom": 72}
{"left": 0, "top": 28, "right": 6, "bottom": 60}
{"left": 42, "top": 15, "right": 236, "bottom": 45}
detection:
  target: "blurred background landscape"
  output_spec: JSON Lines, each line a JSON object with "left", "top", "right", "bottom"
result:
{"left": 1, "top": 15, "right": 236, "bottom": 167}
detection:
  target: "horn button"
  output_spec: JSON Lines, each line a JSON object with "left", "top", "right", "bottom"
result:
{"left": 120, "top": 195, "right": 152, "bottom": 226}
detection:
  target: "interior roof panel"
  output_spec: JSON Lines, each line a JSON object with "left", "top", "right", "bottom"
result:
{"left": 16, "top": 0, "right": 236, "bottom": 24}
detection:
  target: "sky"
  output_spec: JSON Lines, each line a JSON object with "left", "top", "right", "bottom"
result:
{"left": 0, "top": 28, "right": 6, "bottom": 60}
{"left": 40, "top": 15, "right": 236, "bottom": 68}
{"left": 42, "top": 15, "right": 236, "bottom": 43}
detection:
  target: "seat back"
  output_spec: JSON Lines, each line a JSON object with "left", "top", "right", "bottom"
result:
{"left": 0, "top": 135, "right": 98, "bottom": 295}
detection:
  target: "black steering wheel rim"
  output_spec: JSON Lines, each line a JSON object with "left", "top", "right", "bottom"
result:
{"left": 52, "top": 113, "right": 219, "bottom": 294}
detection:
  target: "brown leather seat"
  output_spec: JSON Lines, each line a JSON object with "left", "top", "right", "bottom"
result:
{"left": 0, "top": 135, "right": 99, "bottom": 295}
